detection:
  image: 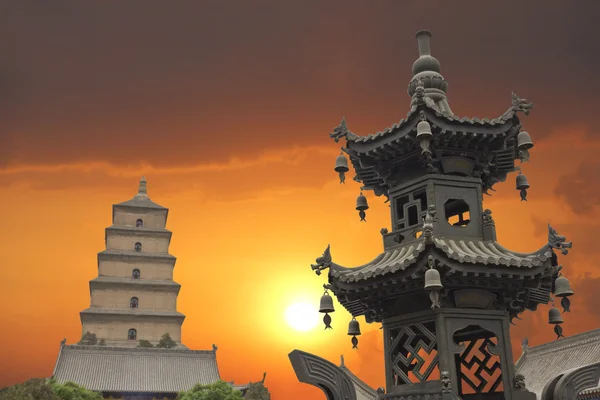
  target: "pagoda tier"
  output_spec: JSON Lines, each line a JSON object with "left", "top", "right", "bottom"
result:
{"left": 312, "top": 227, "right": 558, "bottom": 323}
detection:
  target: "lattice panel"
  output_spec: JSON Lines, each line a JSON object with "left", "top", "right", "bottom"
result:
{"left": 455, "top": 336, "right": 503, "bottom": 394}
{"left": 389, "top": 321, "right": 439, "bottom": 385}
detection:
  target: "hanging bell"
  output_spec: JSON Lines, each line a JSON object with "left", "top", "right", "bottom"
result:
{"left": 424, "top": 268, "right": 443, "bottom": 290}
{"left": 334, "top": 153, "right": 350, "bottom": 184}
{"left": 417, "top": 120, "right": 433, "bottom": 140}
{"left": 356, "top": 192, "right": 369, "bottom": 222}
{"left": 319, "top": 291, "right": 335, "bottom": 330}
{"left": 517, "top": 131, "right": 534, "bottom": 150}
{"left": 348, "top": 317, "right": 361, "bottom": 349}
{"left": 516, "top": 171, "right": 529, "bottom": 201}
{"left": 554, "top": 275, "right": 574, "bottom": 297}
{"left": 548, "top": 307, "right": 563, "bottom": 324}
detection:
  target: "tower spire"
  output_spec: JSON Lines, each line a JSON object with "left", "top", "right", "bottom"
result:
{"left": 408, "top": 30, "right": 453, "bottom": 115}
{"left": 137, "top": 176, "right": 147, "bottom": 196}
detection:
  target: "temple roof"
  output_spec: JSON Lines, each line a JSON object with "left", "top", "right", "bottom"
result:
{"left": 515, "top": 328, "right": 600, "bottom": 398}
{"left": 52, "top": 344, "right": 221, "bottom": 393}
{"left": 339, "top": 356, "right": 379, "bottom": 400}
{"left": 114, "top": 177, "right": 167, "bottom": 210}
{"left": 326, "top": 237, "right": 553, "bottom": 284}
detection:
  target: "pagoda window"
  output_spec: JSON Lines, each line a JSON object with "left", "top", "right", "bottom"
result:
{"left": 135, "top": 242, "right": 142, "bottom": 252}
{"left": 130, "top": 297, "right": 139, "bottom": 308}
{"left": 394, "top": 189, "right": 428, "bottom": 230}
{"left": 132, "top": 269, "right": 140, "bottom": 279}
{"left": 128, "top": 329, "right": 137, "bottom": 340}
{"left": 444, "top": 198, "right": 471, "bottom": 227}
{"left": 136, "top": 219, "right": 143, "bottom": 228}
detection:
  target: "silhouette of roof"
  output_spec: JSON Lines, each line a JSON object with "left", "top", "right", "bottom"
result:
{"left": 515, "top": 328, "right": 600, "bottom": 398}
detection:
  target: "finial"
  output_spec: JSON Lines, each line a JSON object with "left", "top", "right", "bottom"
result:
{"left": 415, "top": 30, "right": 432, "bottom": 56}
{"left": 340, "top": 354, "right": 345, "bottom": 366}
{"left": 212, "top": 344, "right": 218, "bottom": 352}
{"left": 261, "top": 372, "right": 267, "bottom": 383}
{"left": 138, "top": 176, "right": 147, "bottom": 195}
{"left": 521, "top": 337, "right": 529, "bottom": 352}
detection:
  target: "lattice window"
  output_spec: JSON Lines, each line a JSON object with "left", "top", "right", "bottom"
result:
{"left": 453, "top": 325, "right": 504, "bottom": 396}
{"left": 394, "top": 188, "right": 429, "bottom": 231}
{"left": 388, "top": 321, "right": 439, "bottom": 385}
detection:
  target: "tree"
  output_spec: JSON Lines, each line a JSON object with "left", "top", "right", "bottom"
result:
{"left": 48, "top": 380, "right": 102, "bottom": 400}
{"left": 78, "top": 332, "right": 98, "bottom": 345}
{"left": 0, "top": 379, "right": 102, "bottom": 400}
{"left": 137, "top": 339, "right": 154, "bottom": 348}
{"left": 177, "top": 381, "right": 243, "bottom": 400}
{"left": 98, "top": 338, "right": 106, "bottom": 346}
{"left": 155, "top": 332, "right": 177, "bottom": 348}
{"left": 244, "top": 381, "right": 271, "bottom": 400}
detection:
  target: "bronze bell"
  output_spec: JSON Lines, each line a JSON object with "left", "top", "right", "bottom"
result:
{"left": 548, "top": 307, "right": 563, "bottom": 324}
{"left": 356, "top": 193, "right": 369, "bottom": 211}
{"left": 319, "top": 292, "right": 335, "bottom": 313}
{"left": 348, "top": 318, "right": 361, "bottom": 336}
{"left": 554, "top": 276, "right": 574, "bottom": 297}
{"left": 516, "top": 172, "right": 529, "bottom": 190}
{"left": 417, "top": 120, "right": 432, "bottom": 140}
{"left": 335, "top": 154, "right": 350, "bottom": 184}
{"left": 517, "top": 131, "right": 534, "bottom": 150}
{"left": 424, "top": 268, "right": 442, "bottom": 290}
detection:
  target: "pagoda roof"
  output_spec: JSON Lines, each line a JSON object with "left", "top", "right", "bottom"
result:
{"left": 333, "top": 100, "right": 521, "bottom": 148}
{"left": 325, "top": 237, "right": 552, "bottom": 284}
{"left": 52, "top": 343, "right": 251, "bottom": 394}
{"left": 515, "top": 328, "right": 600, "bottom": 398}
{"left": 98, "top": 249, "right": 176, "bottom": 261}
{"left": 113, "top": 177, "right": 167, "bottom": 211}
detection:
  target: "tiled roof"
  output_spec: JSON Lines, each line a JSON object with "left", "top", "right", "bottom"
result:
{"left": 329, "top": 238, "right": 552, "bottom": 283}
{"left": 52, "top": 344, "right": 220, "bottom": 393}
{"left": 336, "top": 102, "right": 516, "bottom": 144}
{"left": 515, "top": 328, "right": 600, "bottom": 398}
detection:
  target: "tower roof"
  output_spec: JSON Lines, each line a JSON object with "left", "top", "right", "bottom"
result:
{"left": 114, "top": 177, "right": 167, "bottom": 210}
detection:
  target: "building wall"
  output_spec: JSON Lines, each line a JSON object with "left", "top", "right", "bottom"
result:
{"left": 91, "top": 288, "right": 177, "bottom": 311}
{"left": 106, "top": 233, "right": 170, "bottom": 254}
{"left": 82, "top": 319, "right": 182, "bottom": 342}
{"left": 98, "top": 259, "right": 174, "bottom": 280}
{"left": 113, "top": 208, "right": 168, "bottom": 230}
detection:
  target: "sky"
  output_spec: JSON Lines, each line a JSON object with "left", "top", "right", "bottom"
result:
{"left": 1, "top": 0, "right": 600, "bottom": 398}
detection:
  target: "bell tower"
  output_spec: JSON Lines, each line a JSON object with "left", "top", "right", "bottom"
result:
{"left": 300, "top": 30, "right": 576, "bottom": 400}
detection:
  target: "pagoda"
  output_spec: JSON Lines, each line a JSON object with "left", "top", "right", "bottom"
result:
{"left": 291, "top": 31, "right": 577, "bottom": 400}
{"left": 52, "top": 178, "right": 257, "bottom": 399}
{"left": 79, "top": 176, "right": 184, "bottom": 347}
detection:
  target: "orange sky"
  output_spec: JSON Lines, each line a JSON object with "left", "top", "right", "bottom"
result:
{"left": 1, "top": 1, "right": 600, "bottom": 399}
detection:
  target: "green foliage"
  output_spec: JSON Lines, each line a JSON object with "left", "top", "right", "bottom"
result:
{"left": 0, "top": 379, "right": 102, "bottom": 400}
{"left": 98, "top": 338, "right": 106, "bottom": 346}
{"left": 177, "top": 380, "right": 243, "bottom": 400}
{"left": 0, "top": 378, "right": 59, "bottom": 400}
{"left": 244, "top": 382, "right": 271, "bottom": 400}
{"left": 137, "top": 339, "right": 154, "bottom": 348}
{"left": 48, "top": 380, "right": 103, "bottom": 400}
{"left": 78, "top": 332, "right": 98, "bottom": 346}
{"left": 156, "top": 332, "right": 177, "bottom": 348}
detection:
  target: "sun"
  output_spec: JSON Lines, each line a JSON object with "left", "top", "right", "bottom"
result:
{"left": 284, "top": 302, "right": 319, "bottom": 332}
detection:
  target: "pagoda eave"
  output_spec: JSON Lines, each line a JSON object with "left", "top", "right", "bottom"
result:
{"left": 98, "top": 250, "right": 177, "bottom": 264}
{"left": 89, "top": 277, "right": 181, "bottom": 293}
{"left": 80, "top": 308, "right": 186, "bottom": 323}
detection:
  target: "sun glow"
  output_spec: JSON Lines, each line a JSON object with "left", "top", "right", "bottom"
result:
{"left": 284, "top": 302, "right": 319, "bottom": 332}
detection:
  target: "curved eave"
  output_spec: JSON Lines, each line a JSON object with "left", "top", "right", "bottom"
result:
{"left": 339, "top": 103, "right": 518, "bottom": 152}
{"left": 326, "top": 238, "right": 554, "bottom": 284}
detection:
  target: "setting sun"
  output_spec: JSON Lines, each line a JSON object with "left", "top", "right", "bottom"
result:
{"left": 284, "top": 302, "right": 319, "bottom": 332}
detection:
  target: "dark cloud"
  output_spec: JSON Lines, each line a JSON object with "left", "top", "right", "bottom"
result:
{"left": 554, "top": 163, "right": 600, "bottom": 215}
{"left": 1, "top": 0, "right": 599, "bottom": 168}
